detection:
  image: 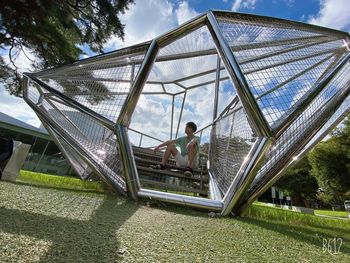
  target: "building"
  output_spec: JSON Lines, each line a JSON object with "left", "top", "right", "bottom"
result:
{"left": 0, "top": 112, "right": 74, "bottom": 176}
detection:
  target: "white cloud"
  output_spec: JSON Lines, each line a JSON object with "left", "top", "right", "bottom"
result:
{"left": 104, "top": 0, "right": 199, "bottom": 51}
{"left": 1, "top": 45, "right": 36, "bottom": 73}
{"left": 1, "top": 34, "right": 39, "bottom": 128}
{"left": 232, "top": 0, "right": 257, "bottom": 12}
{"left": 0, "top": 87, "right": 41, "bottom": 127}
{"left": 175, "top": 1, "right": 198, "bottom": 25}
{"left": 104, "top": 0, "right": 175, "bottom": 51}
{"left": 308, "top": 0, "right": 350, "bottom": 32}
{"left": 283, "top": 0, "right": 295, "bottom": 7}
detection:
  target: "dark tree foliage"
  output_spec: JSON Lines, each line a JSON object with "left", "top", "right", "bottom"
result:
{"left": 0, "top": 0, "right": 134, "bottom": 96}
{"left": 308, "top": 116, "right": 350, "bottom": 205}
{"left": 275, "top": 156, "right": 318, "bottom": 206}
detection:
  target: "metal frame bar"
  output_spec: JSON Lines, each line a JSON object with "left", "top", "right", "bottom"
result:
{"left": 171, "top": 95, "right": 175, "bottom": 139}
{"left": 175, "top": 90, "right": 187, "bottom": 138}
{"left": 117, "top": 40, "right": 160, "bottom": 126}
{"left": 39, "top": 76, "right": 132, "bottom": 83}
{"left": 208, "top": 170, "right": 223, "bottom": 201}
{"left": 155, "top": 13, "right": 207, "bottom": 46}
{"left": 115, "top": 124, "right": 140, "bottom": 201}
{"left": 128, "top": 127, "right": 163, "bottom": 144}
{"left": 33, "top": 140, "right": 50, "bottom": 172}
{"left": 206, "top": 11, "right": 272, "bottom": 138}
{"left": 138, "top": 188, "right": 222, "bottom": 211}
{"left": 33, "top": 42, "right": 150, "bottom": 78}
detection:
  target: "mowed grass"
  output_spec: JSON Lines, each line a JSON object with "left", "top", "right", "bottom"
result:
{"left": 0, "top": 174, "right": 349, "bottom": 262}
{"left": 18, "top": 170, "right": 106, "bottom": 193}
{"left": 315, "top": 209, "right": 349, "bottom": 218}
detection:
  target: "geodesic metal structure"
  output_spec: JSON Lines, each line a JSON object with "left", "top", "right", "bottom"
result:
{"left": 23, "top": 11, "right": 350, "bottom": 215}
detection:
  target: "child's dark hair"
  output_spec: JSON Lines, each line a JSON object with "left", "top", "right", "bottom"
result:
{"left": 186, "top": 122, "right": 197, "bottom": 132}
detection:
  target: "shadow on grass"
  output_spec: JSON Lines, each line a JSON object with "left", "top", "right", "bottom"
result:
{"left": 8, "top": 180, "right": 106, "bottom": 195}
{"left": 238, "top": 216, "right": 350, "bottom": 255}
{"left": 0, "top": 194, "right": 138, "bottom": 262}
{"left": 141, "top": 198, "right": 211, "bottom": 219}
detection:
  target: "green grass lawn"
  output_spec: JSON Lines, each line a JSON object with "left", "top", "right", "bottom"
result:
{"left": 18, "top": 170, "right": 106, "bottom": 193}
{"left": 255, "top": 201, "right": 349, "bottom": 218}
{"left": 0, "top": 174, "right": 349, "bottom": 262}
{"left": 315, "top": 209, "right": 349, "bottom": 218}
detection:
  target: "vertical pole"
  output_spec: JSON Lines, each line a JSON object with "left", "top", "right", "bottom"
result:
{"left": 176, "top": 91, "right": 187, "bottom": 138}
{"left": 171, "top": 95, "right": 175, "bottom": 140}
{"left": 139, "top": 134, "right": 143, "bottom": 147}
{"left": 130, "top": 63, "right": 135, "bottom": 89}
{"left": 213, "top": 55, "right": 221, "bottom": 121}
{"left": 118, "top": 40, "right": 159, "bottom": 126}
{"left": 34, "top": 140, "right": 50, "bottom": 172}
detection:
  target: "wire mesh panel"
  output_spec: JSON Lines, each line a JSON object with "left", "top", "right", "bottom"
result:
{"left": 32, "top": 45, "right": 149, "bottom": 122}
{"left": 214, "top": 12, "right": 349, "bottom": 132}
{"left": 300, "top": 94, "right": 350, "bottom": 155}
{"left": 242, "top": 61, "right": 350, "bottom": 207}
{"left": 38, "top": 120, "right": 94, "bottom": 180}
{"left": 47, "top": 127, "right": 95, "bottom": 180}
{"left": 210, "top": 100, "right": 257, "bottom": 195}
{"left": 25, "top": 79, "right": 126, "bottom": 192}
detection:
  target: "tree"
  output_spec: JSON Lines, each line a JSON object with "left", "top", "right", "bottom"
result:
{"left": 0, "top": 0, "right": 134, "bottom": 96}
{"left": 275, "top": 156, "right": 318, "bottom": 207}
{"left": 308, "top": 116, "right": 350, "bottom": 206}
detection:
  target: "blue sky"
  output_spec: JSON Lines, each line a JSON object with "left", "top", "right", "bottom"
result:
{"left": 1, "top": 0, "right": 349, "bottom": 127}
{"left": 179, "top": 0, "right": 319, "bottom": 21}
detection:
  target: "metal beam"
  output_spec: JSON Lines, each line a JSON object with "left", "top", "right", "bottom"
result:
{"left": 138, "top": 188, "right": 223, "bottom": 211}
{"left": 213, "top": 56, "right": 221, "bottom": 121}
{"left": 115, "top": 124, "right": 140, "bottom": 201}
{"left": 207, "top": 11, "right": 272, "bottom": 137}
{"left": 176, "top": 91, "right": 187, "bottom": 138}
{"left": 118, "top": 40, "right": 160, "bottom": 126}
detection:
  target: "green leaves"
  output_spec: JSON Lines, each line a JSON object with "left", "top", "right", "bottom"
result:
{"left": 275, "top": 156, "right": 318, "bottom": 204}
{"left": 0, "top": 0, "right": 134, "bottom": 96}
{"left": 308, "top": 116, "right": 350, "bottom": 205}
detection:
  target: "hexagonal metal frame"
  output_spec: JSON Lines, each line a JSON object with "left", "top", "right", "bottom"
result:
{"left": 23, "top": 10, "right": 350, "bottom": 215}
